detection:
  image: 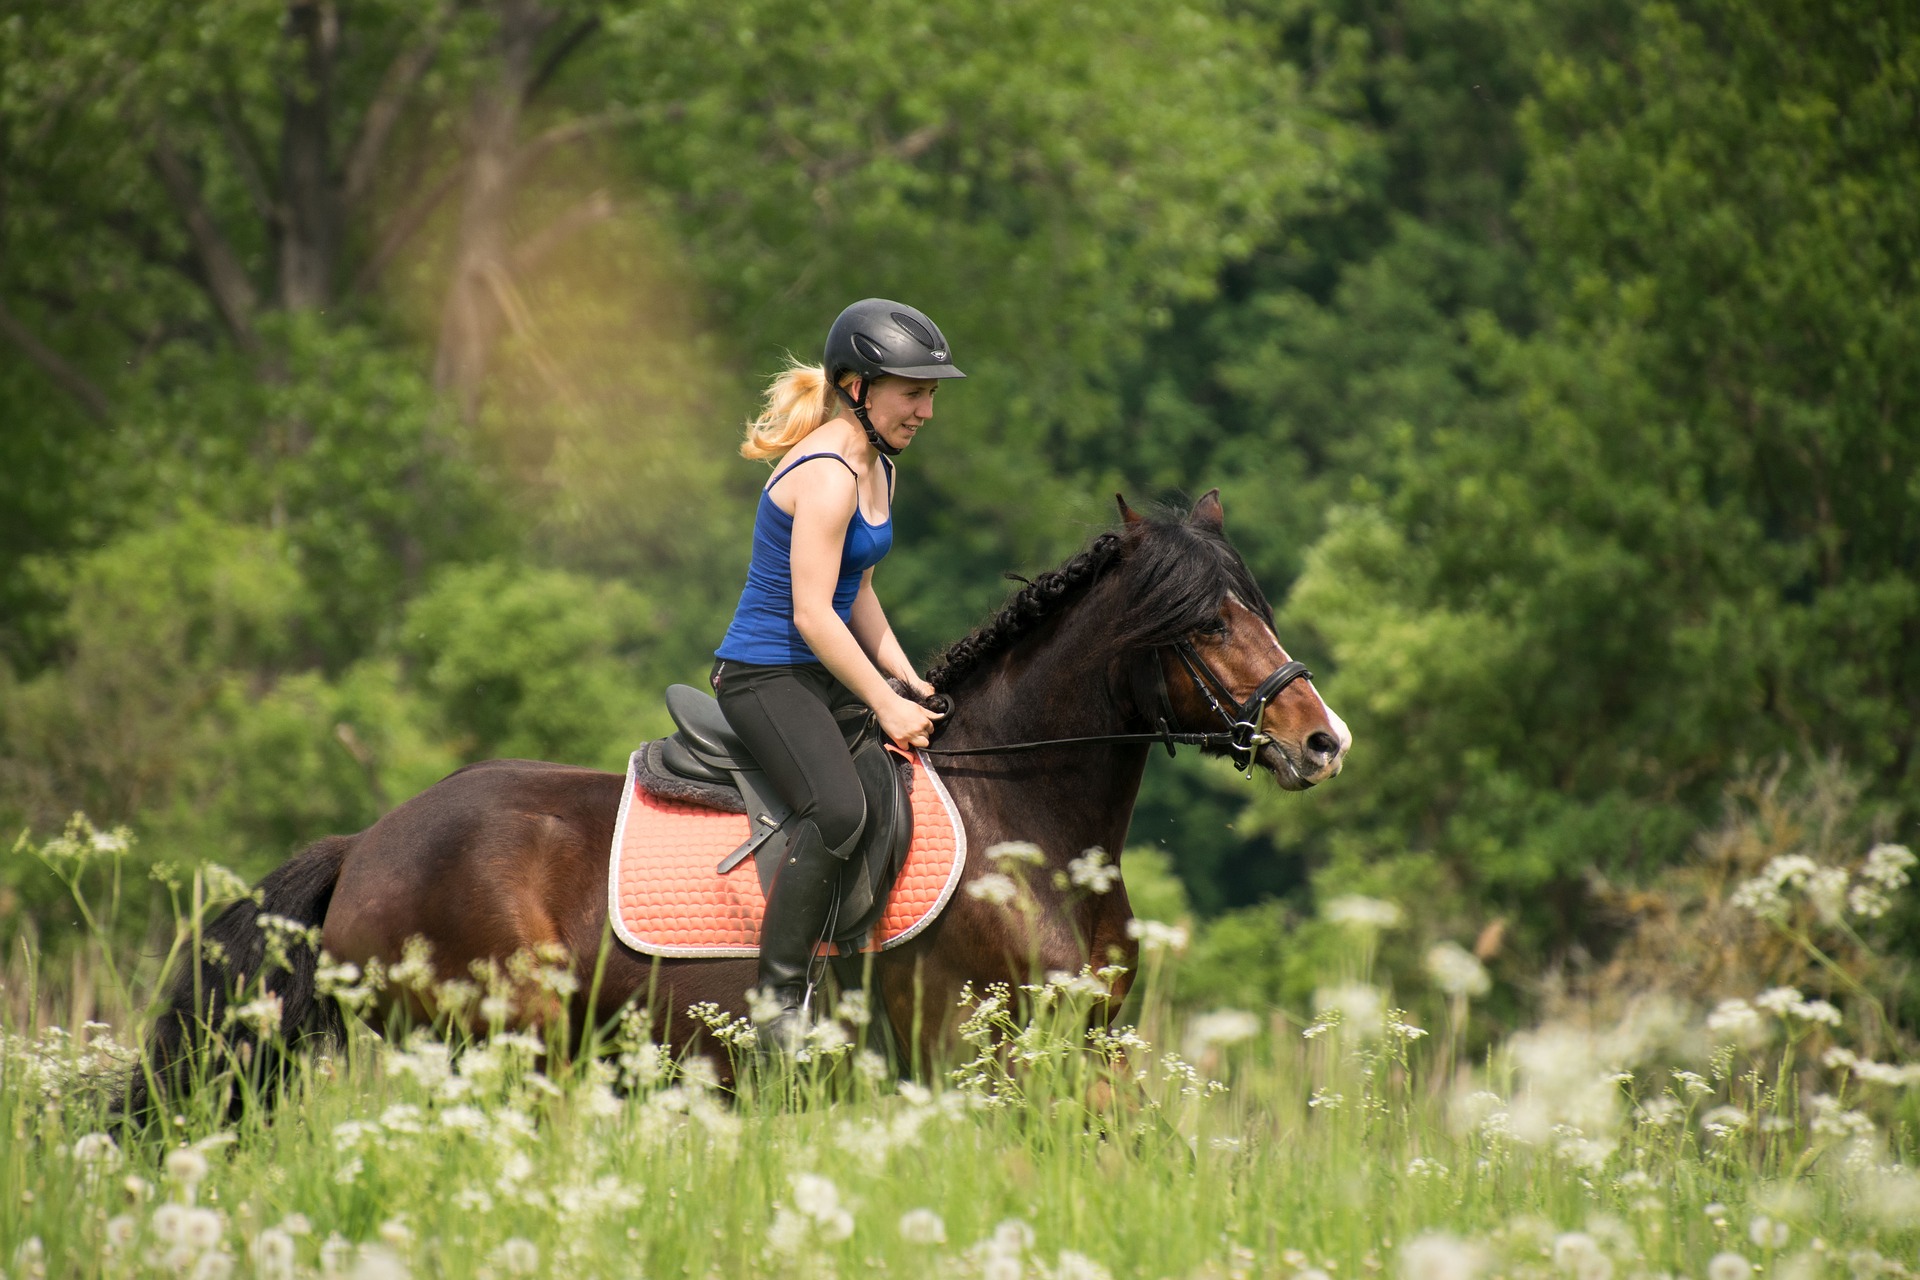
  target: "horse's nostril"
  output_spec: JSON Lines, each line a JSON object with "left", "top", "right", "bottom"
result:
{"left": 1306, "top": 731, "right": 1339, "bottom": 760}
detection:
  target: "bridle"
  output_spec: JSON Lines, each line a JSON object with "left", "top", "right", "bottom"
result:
{"left": 919, "top": 637, "right": 1313, "bottom": 775}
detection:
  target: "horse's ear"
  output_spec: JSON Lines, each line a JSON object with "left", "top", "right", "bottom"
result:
{"left": 1190, "top": 489, "right": 1225, "bottom": 530}
{"left": 1116, "top": 493, "right": 1144, "bottom": 525}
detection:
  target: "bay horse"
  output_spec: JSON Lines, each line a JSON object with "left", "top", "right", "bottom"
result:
{"left": 133, "top": 492, "right": 1348, "bottom": 1106}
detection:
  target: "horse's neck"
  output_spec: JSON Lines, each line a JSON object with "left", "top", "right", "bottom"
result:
{"left": 938, "top": 612, "right": 1150, "bottom": 855}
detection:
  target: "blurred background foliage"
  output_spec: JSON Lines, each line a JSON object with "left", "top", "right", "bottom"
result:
{"left": 2, "top": 0, "right": 1915, "bottom": 1020}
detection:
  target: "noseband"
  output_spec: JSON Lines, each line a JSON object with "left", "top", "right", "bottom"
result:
{"left": 919, "top": 637, "right": 1313, "bottom": 775}
{"left": 1166, "top": 641, "right": 1313, "bottom": 772}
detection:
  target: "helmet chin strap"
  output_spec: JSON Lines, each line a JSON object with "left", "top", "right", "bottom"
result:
{"left": 834, "top": 380, "right": 902, "bottom": 458}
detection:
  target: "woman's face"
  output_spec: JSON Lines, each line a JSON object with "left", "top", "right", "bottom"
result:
{"left": 859, "top": 377, "right": 939, "bottom": 451}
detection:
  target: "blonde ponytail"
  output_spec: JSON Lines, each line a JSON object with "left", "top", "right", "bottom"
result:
{"left": 741, "top": 361, "right": 856, "bottom": 460}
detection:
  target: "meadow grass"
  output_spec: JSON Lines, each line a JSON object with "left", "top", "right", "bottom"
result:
{"left": 4, "top": 827, "right": 1920, "bottom": 1279}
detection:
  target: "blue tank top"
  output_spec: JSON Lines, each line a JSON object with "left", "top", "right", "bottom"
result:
{"left": 715, "top": 453, "right": 894, "bottom": 665}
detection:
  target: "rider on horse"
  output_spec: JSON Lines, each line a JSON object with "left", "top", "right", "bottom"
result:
{"left": 711, "top": 299, "right": 961, "bottom": 1052}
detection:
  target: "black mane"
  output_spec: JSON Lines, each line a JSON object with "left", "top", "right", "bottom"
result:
{"left": 924, "top": 509, "right": 1272, "bottom": 693}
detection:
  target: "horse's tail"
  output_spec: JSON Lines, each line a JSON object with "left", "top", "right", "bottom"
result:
{"left": 123, "top": 834, "right": 356, "bottom": 1122}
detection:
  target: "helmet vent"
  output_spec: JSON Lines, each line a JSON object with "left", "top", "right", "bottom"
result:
{"left": 891, "top": 312, "right": 937, "bottom": 347}
{"left": 851, "top": 333, "right": 888, "bottom": 364}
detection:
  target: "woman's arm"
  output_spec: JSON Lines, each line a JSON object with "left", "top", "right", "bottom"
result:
{"left": 786, "top": 467, "right": 940, "bottom": 745}
{"left": 849, "top": 572, "right": 934, "bottom": 697}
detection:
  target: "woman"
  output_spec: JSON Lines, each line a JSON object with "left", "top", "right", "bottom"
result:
{"left": 712, "top": 298, "right": 961, "bottom": 1051}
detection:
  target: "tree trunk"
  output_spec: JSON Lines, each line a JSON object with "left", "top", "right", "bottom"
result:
{"left": 279, "top": 0, "right": 341, "bottom": 313}
{"left": 434, "top": 0, "right": 557, "bottom": 419}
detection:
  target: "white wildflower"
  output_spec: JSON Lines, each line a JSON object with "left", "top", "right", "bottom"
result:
{"left": 1324, "top": 894, "right": 1403, "bottom": 930}
{"left": 105, "top": 1215, "right": 138, "bottom": 1251}
{"left": 767, "top": 1208, "right": 810, "bottom": 1255}
{"left": 1861, "top": 843, "right": 1915, "bottom": 890}
{"left": 1807, "top": 867, "right": 1850, "bottom": 924}
{"left": 1312, "top": 982, "right": 1387, "bottom": 1038}
{"left": 1553, "top": 1233, "right": 1612, "bottom": 1280}
{"left": 1184, "top": 1008, "right": 1260, "bottom": 1059}
{"left": 1702, "top": 1105, "right": 1750, "bottom": 1139}
{"left": 251, "top": 1229, "right": 297, "bottom": 1280}
{"left": 1055, "top": 1251, "right": 1114, "bottom": 1280}
{"left": 1425, "top": 941, "right": 1491, "bottom": 998}
{"left": 1068, "top": 848, "right": 1120, "bottom": 893}
{"left": 165, "top": 1146, "right": 211, "bottom": 1189}
{"left": 1705, "top": 999, "right": 1768, "bottom": 1046}
{"left": 192, "top": 1253, "right": 234, "bottom": 1280}
{"left": 182, "top": 1207, "right": 224, "bottom": 1249}
{"left": 1126, "top": 917, "right": 1190, "bottom": 952}
{"left": 351, "top": 1245, "right": 410, "bottom": 1280}
{"left": 993, "top": 1220, "right": 1036, "bottom": 1252}
{"left": 966, "top": 873, "right": 1019, "bottom": 906}
{"left": 1707, "top": 1254, "right": 1753, "bottom": 1280}
{"left": 899, "top": 1208, "right": 947, "bottom": 1245}
{"left": 1635, "top": 1096, "right": 1683, "bottom": 1126}
{"left": 788, "top": 1172, "right": 855, "bottom": 1241}
{"left": 1809, "top": 1093, "right": 1876, "bottom": 1138}
{"left": 1849, "top": 884, "right": 1893, "bottom": 919}
{"left": 833, "top": 989, "right": 872, "bottom": 1027}
{"left": 1672, "top": 1069, "right": 1714, "bottom": 1095}
{"left": 1792, "top": 998, "right": 1843, "bottom": 1027}
{"left": 493, "top": 1238, "right": 539, "bottom": 1275}
{"left": 1749, "top": 1217, "right": 1790, "bottom": 1249}
{"left": 1754, "top": 987, "right": 1802, "bottom": 1016}
{"left": 986, "top": 841, "right": 1044, "bottom": 866}
{"left": 1399, "top": 1232, "right": 1485, "bottom": 1280}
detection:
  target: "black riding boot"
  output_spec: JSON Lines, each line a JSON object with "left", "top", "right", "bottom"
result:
{"left": 754, "top": 819, "right": 846, "bottom": 1055}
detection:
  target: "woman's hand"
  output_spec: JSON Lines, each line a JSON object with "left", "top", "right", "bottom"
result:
{"left": 877, "top": 692, "right": 944, "bottom": 751}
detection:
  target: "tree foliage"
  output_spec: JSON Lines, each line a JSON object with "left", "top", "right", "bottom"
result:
{"left": 1, "top": 0, "right": 1915, "bottom": 1003}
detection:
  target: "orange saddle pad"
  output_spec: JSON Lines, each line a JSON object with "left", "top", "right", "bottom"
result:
{"left": 607, "top": 748, "right": 968, "bottom": 958}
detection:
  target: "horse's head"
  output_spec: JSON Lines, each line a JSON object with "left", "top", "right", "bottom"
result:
{"left": 1117, "top": 491, "right": 1350, "bottom": 791}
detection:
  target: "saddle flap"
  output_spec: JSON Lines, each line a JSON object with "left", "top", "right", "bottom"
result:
{"left": 664, "top": 684, "right": 753, "bottom": 765}
{"left": 829, "top": 743, "right": 917, "bottom": 943}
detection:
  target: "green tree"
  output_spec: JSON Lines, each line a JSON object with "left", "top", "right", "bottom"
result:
{"left": 1270, "top": 0, "right": 1920, "bottom": 958}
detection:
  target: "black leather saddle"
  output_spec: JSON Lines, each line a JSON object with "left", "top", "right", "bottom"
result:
{"left": 642, "top": 684, "right": 915, "bottom": 946}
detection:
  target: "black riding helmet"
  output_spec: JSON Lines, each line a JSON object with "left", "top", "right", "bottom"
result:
{"left": 824, "top": 299, "right": 965, "bottom": 456}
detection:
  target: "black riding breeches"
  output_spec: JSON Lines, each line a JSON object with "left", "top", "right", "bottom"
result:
{"left": 711, "top": 659, "right": 869, "bottom": 853}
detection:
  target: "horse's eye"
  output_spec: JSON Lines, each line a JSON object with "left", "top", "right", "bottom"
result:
{"left": 1201, "top": 619, "right": 1231, "bottom": 638}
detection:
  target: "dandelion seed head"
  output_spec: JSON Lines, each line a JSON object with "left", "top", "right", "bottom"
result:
{"left": 1399, "top": 1232, "right": 1484, "bottom": 1280}
{"left": 899, "top": 1208, "right": 947, "bottom": 1245}
{"left": 1707, "top": 1253, "right": 1753, "bottom": 1280}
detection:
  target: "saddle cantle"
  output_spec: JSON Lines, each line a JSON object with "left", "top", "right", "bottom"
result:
{"left": 636, "top": 684, "right": 916, "bottom": 945}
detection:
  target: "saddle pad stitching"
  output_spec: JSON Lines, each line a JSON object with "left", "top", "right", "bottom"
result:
{"left": 604, "top": 749, "right": 670, "bottom": 958}
{"left": 606, "top": 749, "right": 963, "bottom": 959}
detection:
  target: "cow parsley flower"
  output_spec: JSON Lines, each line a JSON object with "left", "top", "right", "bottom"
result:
{"left": 1324, "top": 895, "right": 1403, "bottom": 930}
{"left": 966, "top": 873, "right": 1018, "bottom": 906}
{"left": 1068, "top": 848, "right": 1120, "bottom": 893}
{"left": 1425, "top": 941, "right": 1491, "bottom": 998}
{"left": 1126, "top": 918, "right": 1190, "bottom": 953}
{"left": 986, "top": 841, "right": 1044, "bottom": 866}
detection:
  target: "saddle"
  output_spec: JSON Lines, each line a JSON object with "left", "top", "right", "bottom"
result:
{"left": 632, "top": 684, "right": 915, "bottom": 945}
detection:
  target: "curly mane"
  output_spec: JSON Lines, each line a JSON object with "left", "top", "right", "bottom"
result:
{"left": 924, "top": 509, "right": 1272, "bottom": 693}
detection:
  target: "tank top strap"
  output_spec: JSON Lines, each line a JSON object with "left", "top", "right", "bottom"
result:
{"left": 881, "top": 455, "right": 894, "bottom": 501}
{"left": 766, "top": 451, "right": 858, "bottom": 491}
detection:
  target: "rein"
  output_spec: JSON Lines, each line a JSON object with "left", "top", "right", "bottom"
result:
{"left": 921, "top": 642, "right": 1312, "bottom": 774}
